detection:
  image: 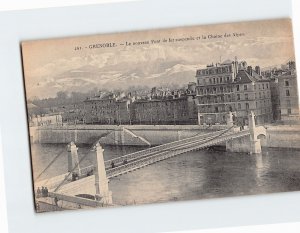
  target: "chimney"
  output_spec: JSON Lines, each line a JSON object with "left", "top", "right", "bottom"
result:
{"left": 255, "top": 66, "right": 261, "bottom": 75}
{"left": 247, "top": 66, "right": 253, "bottom": 76}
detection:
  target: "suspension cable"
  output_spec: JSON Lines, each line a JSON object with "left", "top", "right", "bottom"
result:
{"left": 34, "top": 148, "right": 66, "bottom": 182}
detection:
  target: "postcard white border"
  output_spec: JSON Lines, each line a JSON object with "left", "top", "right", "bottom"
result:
{"left": 1, "top": 0, "right": 300, "bottom": 233}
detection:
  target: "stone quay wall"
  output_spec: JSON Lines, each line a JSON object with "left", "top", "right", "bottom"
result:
{"left": 30, "top": 124, "right": 227, "bottom": 145}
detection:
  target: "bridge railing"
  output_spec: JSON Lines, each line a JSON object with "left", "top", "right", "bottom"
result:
{"left": 48, "top": 192, "right": 103, "bottom": 207}
{"left": 80, "top": 165, "right": 95, "bottom": 176}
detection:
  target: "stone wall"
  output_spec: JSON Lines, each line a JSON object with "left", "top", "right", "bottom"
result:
{"left": 32, "top": 124, "right": 300, "bottom": 149}
{"left": 226, "top": 135, "right": 251, "bottom": 153}
{"left": 261, "top": 125, "right": 300, "bottom": 149}
{"left": 34, "top": 124, "right": 227, "bottom": 145}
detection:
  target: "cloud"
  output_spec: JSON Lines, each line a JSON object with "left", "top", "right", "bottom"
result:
{"left": 25, "top": 33, "right": 295, "bottom": 99}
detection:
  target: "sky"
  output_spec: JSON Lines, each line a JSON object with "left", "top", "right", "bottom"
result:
{"left": 21, "top": 18, "right": 296, "bottom": 99}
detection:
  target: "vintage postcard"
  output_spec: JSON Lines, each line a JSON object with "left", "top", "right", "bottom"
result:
{"left": 21, "top": 18, "right": 300, "bottom": 213}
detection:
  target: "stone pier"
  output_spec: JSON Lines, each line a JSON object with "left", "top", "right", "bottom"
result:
{"left": 248, "top": 111, "right": 262, "bottom": 154}
{"left": 226, "top": 111, "right": 266, "bottom": 154}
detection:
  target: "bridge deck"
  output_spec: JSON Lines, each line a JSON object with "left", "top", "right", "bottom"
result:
{"left": 37, "top": 127, "right": 250, "bottom": 192}
{"left": 106, "top": 128, "right": 250, "bottom": 178}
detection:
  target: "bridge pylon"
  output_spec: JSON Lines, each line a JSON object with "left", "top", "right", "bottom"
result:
{"left": 94, "top": 143, "right": 112, "bottom": 205}
{"left": 248, "top": 111, "right": 266, "bottom": 154}
{"left": 67, "top": 142, "right": 81, "bottom": 176}
{"left": 226, "top": 111, "right": 234, "bottom": 128}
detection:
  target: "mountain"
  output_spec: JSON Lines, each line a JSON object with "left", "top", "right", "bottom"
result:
{"left": 29, "top": 61, "right": 200, "bottom": 99}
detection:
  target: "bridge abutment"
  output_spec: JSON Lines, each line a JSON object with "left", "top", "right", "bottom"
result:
{"left": 226, "top": 111, "right": 265, "bottom": 154}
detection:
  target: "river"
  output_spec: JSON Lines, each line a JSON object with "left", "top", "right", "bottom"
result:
{"left": 31, "top": 144, "right": 300, "bottom": 206}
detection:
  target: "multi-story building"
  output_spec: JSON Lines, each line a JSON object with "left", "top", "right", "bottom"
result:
{"left": 130, "top": 96, "right": 197, "bottom": 125}
{"left": 129, "top": 85, "right": 198, "bottom": 125}
{"left": 61, "top": 102, "right": 85, "bottom": 124}
{"left": 269, "top": 61, "right": 299, "bottom": 123}
{"left": 83, "top": 86, "right": 198, "bottom": 125}
{"left": 196, "top": 59, "right": 272, "bottom": 125}
{"left": 29, "top": 113, "right": 63, "bottom": 126}
{"left": 84, "top": 93, "right": 132, "bottom": 124}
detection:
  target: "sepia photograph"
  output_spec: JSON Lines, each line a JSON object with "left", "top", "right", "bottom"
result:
{"left": 21, "top": 18, "right": 300, "bottom": 213}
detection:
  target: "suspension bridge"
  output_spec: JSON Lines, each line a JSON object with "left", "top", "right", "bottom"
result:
{"left": 34, "top": 111, "right": 266, "bottom": 211}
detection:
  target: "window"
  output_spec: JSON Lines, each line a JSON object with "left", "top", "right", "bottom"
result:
{"left": 262, "top": 84, "right": 265, "bottom": 89}
{"left": 246, "top": 103, "right": 249, "bottom": 110}
{"left": 285, "top": 80, "right": 289, "bottom": 86}
{"left": 287, "top": 100, "right": 291, "bottom": 106}
{"left": 209, "top": 79, "right": 212, "bottom": 84}
{"left": 238, "top": 103, "right": 241, "bottom": 110}
{"left": 288, "top": 109, "right": 292, "bottom": 114}
{"left": 244, "top": 85, "right": 248, "bottom": 91}
{"left": 220, "top": 77, "right": 223, "bottom": 83}
{"left": 236, "top": 85, "right": 240, "bottom": 91}
{"left": 213, "top": 78, "right": 216, "bottom": 84}
{"left": 266, "top": 83, "right": 269, "bottom": 89}
{"left": 237, "top": 94, "right": 240, "bottom": 100}
{"left": 227, "top": 77, "right": 230, "bottom": 82}
{"left": 245, "top": 94, "right": 249, "bottom": 100}
{"left": 286, "top": 90, "right": 290, "bottom": 96}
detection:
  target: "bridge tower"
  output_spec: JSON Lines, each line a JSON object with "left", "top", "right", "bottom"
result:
{"left": 226, "top": 111, "right": 234, "bottom": 127}
{"left": 67, "top": 142, "right": 81, "bottom": 176}
{"left": 248, "top": 111, "right": 262, "bottom": 154}
{"left": 94, "top": 143, "right": 112, "bottom": 205}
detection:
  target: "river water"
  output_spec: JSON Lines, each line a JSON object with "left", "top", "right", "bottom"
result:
{"left": 31, "top": 144, "right": 300, "bottom": 206}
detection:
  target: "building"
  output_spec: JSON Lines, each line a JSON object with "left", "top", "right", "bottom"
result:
{"left": 29, "top": 113, "right": 63, "bottom": 127}
{"left": 83, "top": 86, "right": 198, "bottom": 125}
{"left": 84, "top": 93, "right": 132, "bottom": 124}
{"left": 269, "top": 61, "right": 299, "bottom": 123}
{"left": 130, "top": 96, "right": 196, "bottom": 125}
{"left": 196, "top": 59, "right": 272, "bottom": 125}
{"left": 61, "top": 102, "right": 85, "bottom": 124}
{"left": 129, "top": 85, "right": 198, "bottom": 125}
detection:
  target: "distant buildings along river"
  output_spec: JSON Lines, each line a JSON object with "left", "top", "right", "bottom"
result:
{"left": 27, "top": 59, "right": 299, "bottom": 126}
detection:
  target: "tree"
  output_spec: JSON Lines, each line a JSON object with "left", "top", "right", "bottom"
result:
{"left": 56, "top": 91, "right": 68, "bottom": 100}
